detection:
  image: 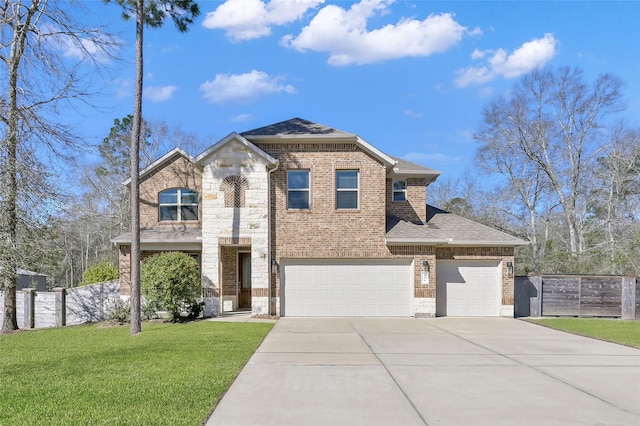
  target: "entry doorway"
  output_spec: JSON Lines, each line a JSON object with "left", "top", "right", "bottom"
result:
{"left": 238, "top": 252, "right": 252, "bottom": 309}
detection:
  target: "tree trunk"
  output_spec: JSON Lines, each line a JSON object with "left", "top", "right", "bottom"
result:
{"left": 130, "top": 0, "right": 144, "bottom": 334}
{"left": 1, "top": 3, "right": 37, "bottom": 332}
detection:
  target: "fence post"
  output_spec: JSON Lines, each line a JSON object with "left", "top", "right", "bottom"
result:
{"left": 530, "top": 275, "right": 543, "bottom": 317}
{"left": 621, "top": 276, "right": 636, "bottom": 320}
{"left": 22, "top": 288, "right": 36, "bottom": 329}
{"left": 55, "top": 287, "right": 66, "bottom": 327}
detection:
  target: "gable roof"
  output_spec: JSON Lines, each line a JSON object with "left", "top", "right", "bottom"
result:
{"left": 241, "top": 117, "right": 354, "bottom": 138}
{"left": 125, "top": 147, "right": 196, "bottom": 185}
{"left": 242, "top": 117, "right": 397, "bottom": 169}
{"left": 195, "top": 132, "right": 278, "bottom": 166}
{"left": 386, "top": 205, "right": 528, "bottom": 246}
{"left": 389, "top": 156, "right": 441, "bottom": 182}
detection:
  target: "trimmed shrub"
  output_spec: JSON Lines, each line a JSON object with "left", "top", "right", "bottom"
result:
{"left": 84, "top": 260, "right": 119, "bottom": 284}
{"left": 106, "top": 298, "right": 130, "bottom": 324}
{"left": 141, "top": 252, "right": 202, "bottom": 322}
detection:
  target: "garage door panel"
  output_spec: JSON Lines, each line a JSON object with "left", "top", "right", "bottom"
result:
{"left": 437, "top": 260, "right": 501, "bottom": 317}
{"left": 283, "top": 260, "right": 412, "bottom": 317}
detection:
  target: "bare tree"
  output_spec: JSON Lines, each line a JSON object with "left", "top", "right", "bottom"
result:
{"left": 0, "top": 1, "right": 118, "bottom": 332}
{"left": 589, "top": 127, "right": 640, "bottom": 273}
{"left": 475, "top": 67, "right": 624, "bottom": 264}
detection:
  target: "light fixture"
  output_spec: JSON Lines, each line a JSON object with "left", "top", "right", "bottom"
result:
{"left": 271, "top": 259, "right": 279, "bottom": 275}
{"left": 421, "top": 260, "right": 430, "bottom": 285}
{"left": 506, "top": 261, "right": 513, "bottom": 278}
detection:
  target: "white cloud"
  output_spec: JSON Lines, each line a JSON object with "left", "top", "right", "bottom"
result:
{"left": 202, "top": 0, "right": 324, "bottom": 41}
{"left": 454, "top": 33, "right": 558, "bottom": 87}
{"left": 471, "top": 48, "right": 487, "bottom": 60}
{"left": 144, "top": 86, "right": 177, "bottom": 102}
{"left": 231, "top": 113, "right": 253, "bottom": 122}
{"left": 404, "top": 109, "right": 424, "bottom": 119}
{"left": 113, "top": 79, "right": 132, "bottom": 99}
{"left": 199, "top": 70, "right": 296, "bottom": 104}
{"left": 43, "top": 24, "right": 119, "bottom": 63}
{"left": 282, "top": 0, "right": 469, "bottom": 66}
{"left": 161, "top": 44, "right": 182, "bottom": 54}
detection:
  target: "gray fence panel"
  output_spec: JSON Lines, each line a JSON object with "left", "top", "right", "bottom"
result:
{"left": 514, "top": 276, "right": 537, "bottom": 318}
{"left": 580, "top": 276, "right": 622, "bottom": 317}
{"left": 67, "top": 280, "right": 120, "bottom": 325}
{"left": 542, "top": 277, "right": 580, "bottom": 316}
{"left": 34, "top": 292, "right": 56, "bottom": 328}
{"left": 636, "top": 280, "right": 640, "bottom": 320}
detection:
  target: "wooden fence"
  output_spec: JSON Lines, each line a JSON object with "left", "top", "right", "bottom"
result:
{"left": 515, "top": 275, "right": 638, "bottom": 319}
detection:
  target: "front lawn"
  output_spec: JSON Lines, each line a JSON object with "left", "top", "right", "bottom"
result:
{"left": 0, "top": 321, "right": 273, "bottom": 425}
{"left": 527, "top": 318, "right": 640, "bottom": 348}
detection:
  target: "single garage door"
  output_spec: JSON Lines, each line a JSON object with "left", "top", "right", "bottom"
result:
{"left": 282, "top": 259, "right": 413, "bottom": 317}
{"left": 436, "top": 260, "right": 501, "bottom": 316}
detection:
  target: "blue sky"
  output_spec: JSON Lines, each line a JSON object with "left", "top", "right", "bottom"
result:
{"left": 73, "top": 0, "right": 640, "bottom": 181}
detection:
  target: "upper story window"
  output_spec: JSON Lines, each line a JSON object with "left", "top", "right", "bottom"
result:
{"left": 336, "top": 170, "right": 359, "bottom": 209}
{"left": 393, "top": 180, "right": 407, "bottom": 201}
{"left": 220, "top": 175, "right": 248, "bottom": 208}
{"left": 287, "top": 170, "right": 310, "bottom": 209}
{"left": 159, "top": 188, "right": 198, "bottom": 221}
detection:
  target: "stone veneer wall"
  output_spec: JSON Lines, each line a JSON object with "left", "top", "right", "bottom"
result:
{"left": 200, "top": 139, "right": 271, "bottom": 316}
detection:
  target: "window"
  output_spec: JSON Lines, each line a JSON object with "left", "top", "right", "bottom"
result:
{"left": 287, "top": 170, "right": 310, "bottom": 209}
{"left": 336, "top": 170, "right": 359, "bottom": 209}
{"left": 393, "top": 180, "right": 407, "bottom": 201}
{"left": 159, "top": 188, "right": 198, "bottom": 221}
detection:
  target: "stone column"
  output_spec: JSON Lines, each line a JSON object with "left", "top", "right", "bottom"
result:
{"left": 55, "top": 287, "right": 67, "bottom": 327}
{"left": 23, "top": 288, "right": 36, "bottom": 329}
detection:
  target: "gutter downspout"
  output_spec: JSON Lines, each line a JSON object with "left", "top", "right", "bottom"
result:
{"left": 267, "top": 161, "right": 279, "bottom": 316}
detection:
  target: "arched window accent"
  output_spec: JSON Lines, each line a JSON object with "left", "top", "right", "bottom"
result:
{"left": 220, "top": 175, "right": 249, "bottom": 208}
{"left": 159, "top": 188, "right": 199, "bottom": 221}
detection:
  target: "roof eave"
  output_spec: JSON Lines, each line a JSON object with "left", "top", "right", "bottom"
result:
{"left": 123, "top": 147, "right": 196, "bottom": 186}
{"left": 390, "top": 169, "right": 441, "bottom": 182}
{"left": 386, "top": 238, "right": 529, "bottom": 247}
{"left": 195, "top": 132, "right": 278, "bottom": 166}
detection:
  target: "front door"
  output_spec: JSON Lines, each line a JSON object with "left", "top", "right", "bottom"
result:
{"left": 238, "top": 252, "right": 252, "bottom": 309}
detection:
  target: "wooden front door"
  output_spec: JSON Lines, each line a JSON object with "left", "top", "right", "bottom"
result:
{"left": 238, "top": 252, "right": 252, "bottom": 309}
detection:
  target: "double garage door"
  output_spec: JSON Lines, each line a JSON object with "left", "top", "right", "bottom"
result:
{"left": 436, "top": 260, "right": 502, "bottom": 316}
{"left": 282, "top": 259, "right": 412, "bottom": 317}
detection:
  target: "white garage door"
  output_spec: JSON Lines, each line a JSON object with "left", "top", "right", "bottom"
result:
{"left": 282, "top": 259, "right": 413, "bottom": 317}
{"left": 436, "top": 260, "right": 501, "bottom": 317}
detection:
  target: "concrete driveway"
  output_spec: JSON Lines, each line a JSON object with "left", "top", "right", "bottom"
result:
{"left": 206, "top": 317, "right": 640, "bottom": 426}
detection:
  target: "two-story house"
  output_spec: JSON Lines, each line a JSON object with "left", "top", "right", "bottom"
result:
{"left": 112, "top": 118, "right": 527, "bottom": 318}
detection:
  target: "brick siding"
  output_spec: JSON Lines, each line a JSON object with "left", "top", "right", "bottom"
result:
{"left": 386, "top": 177, "right": 428, "bottom": 224}
{"left": 139, "top": 155, "right": 202, "bottom": 228}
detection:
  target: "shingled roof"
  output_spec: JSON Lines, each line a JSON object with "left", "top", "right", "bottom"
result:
{"left": 112, "top": 226, "right": 202, "bottom": 246}
{"left": 386, "top": 205, "right": 528, "bottom": 246}
{"left": 241, "top": 117, "right": 354, "bottom": 138}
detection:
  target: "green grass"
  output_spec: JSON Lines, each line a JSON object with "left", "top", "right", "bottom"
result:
{"left": 0, "top": 321, "right": 273, "bottom": 425}
{"left": 527, "top": 318, "right": 640, "bottom": 348}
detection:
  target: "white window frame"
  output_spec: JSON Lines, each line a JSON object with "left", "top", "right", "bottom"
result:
{"left": 159, "top": 188, "right": 199, "bottom": 221}
{"left": 393, "top": 179, "right": 407, "bottom": 202}
{"left": 287, "top": 170, "right": 310, "bottom": 210}
{"left": 336, "top": 170, "right": 359, "bottom": 210}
